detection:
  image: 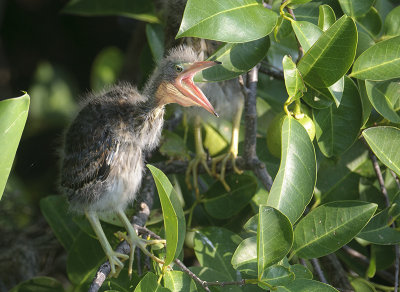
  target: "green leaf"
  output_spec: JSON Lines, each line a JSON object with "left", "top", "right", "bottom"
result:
{"left": 62, "top": 0, "right": 159, "bottom": 23}
{"left": 146, "top": 24, "right": 165, "bottom": 63}
{"left": 10, "top": 277, "right": 64, "bottom": 292}
{"left": 189, "top": 267, "right": 242, "bottom": 292}
{"left": 194, "top": 227, "right": 241, "bottom": 280}
{"left": 276, "top": 279, "right": 339, "bottom": 291}
{"left": 303, "top": 78, "right": 344, "bottom": 109}
{"left": 177, "top": 0, "right": 278, "bottom": 43}
{"left": 147, "top": 165, "right": 186, "bottom": 267}
{"left": 40, "top": 195, "right": 81, "bottom": 251}
{"left": 294, "top": 2, "right": 320, "bottom": 25}
{"left": 287, "top": 0, "right": 312, "bottom": 8}
{"left": 350, "top": 278, "right": 377, "bottom": 292}
{"left": 163, "top": 271, "right": 196, "bottom": 292}
{"left": 134, "top": 272, "right": 169, "bottom": 292}
{"left": 91, "top": 47, "right": 124, "bottom": 92}
{"left": 195, "top": 37, "right": 270, "bottom": 82}
{"left": 297, "top": 15, "right": 357, "bottom": 88}
{"left": 232, "top": 236, "right": 257, "bottom": 276}
{"left": 203, "top": 174, "right": 257, "bottom": 219}
{"left": 259, "top": 265, "right": 294, "bottom": 288}
{"left": 257, "top": 206, "right": 293, "bottom": 279}
{"left": 356, "top": 31, "right": 375, "bottom": 59}
{"left": 159, "top": 130, "right": 189, "bottom": 160}
{"left": 267, "top": 117, "right": 316, "bottom": 224}
{"left": 282, "top": 55, "right": 306, "bottom": 101}
{"left": 318, "top": 4, "right": 336, "bottom": 31}
{"left": 365, "top": 79, "right": 400, "bottom": 123}
{"left": 313, "top": 76, "right": 362, "bottom": 157}
{"left": 0, "top": 93, "right": 29, "bottom": 199}
{"left": 338, "top": 0, "right": 374, "bottom": 17}
{"left": 292, "top": 201, "right": 377, "bottom": 259}
{"left": 355, "top": 7, "right": 382, "bottom": 38}
{"left": 358, "top": 208, "right": 400, "bottom": 245}
{"left": 289, "top": 264, "right": 313, "bottom": 279}
{"left": 384, "top": 6, "right": 400, "bottom": 37}
{"left": 291, "top": 21, "right": 323, "bottom": 52}
{"left": 358, "top": 79, "right": 373, "bottom": 126}
{"left": 350, "top": 35, "right": 400, "bottom": 81}
{"left": 363, "top": 127, "right": 400, "bottom": 177}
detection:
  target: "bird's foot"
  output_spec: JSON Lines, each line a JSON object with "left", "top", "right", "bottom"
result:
{"left": 211, "top": 151, "right": 243, "bottom": 192}
{"left": 185, "top": 151, "right": 212, "bottom": 197}
{"left": 116, "top": 231, "right": 165, "bottom": 277}
{"left": 105, "top": 249, "right": 129, "bottom": 278}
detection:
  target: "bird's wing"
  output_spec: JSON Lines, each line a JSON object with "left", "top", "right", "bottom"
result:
{"left": 60, "top": 119, "right": 119, "bottom": 191}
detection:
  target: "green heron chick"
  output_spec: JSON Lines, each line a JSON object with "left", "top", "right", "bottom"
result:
{"left": 59, "top": 46, "right": 219, "bottom": 276}
{"left": 163, "top": 0, "right": 245, "bottom": 193}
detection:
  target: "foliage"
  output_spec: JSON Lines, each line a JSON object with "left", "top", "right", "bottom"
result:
{"left": 4, "top": 0, "right": 400, "bottom": 291}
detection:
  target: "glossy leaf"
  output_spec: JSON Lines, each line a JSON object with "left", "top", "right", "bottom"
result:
{"left": 358, "top": 79, "right": 373, "bottom": 126}
{"left": 163, "top": 271, "right": 197, "bottom": 292}
{"left": 303, "top": 78, "right": 344, "bottom": 109}
{"left": 232, "top": 236, "right": 257, "bottom": 275}
{"left": 267, "top": 117, "right": 316, "bottom": 224}
{"left": 282, "top": 55, "right": 306, "bottom": 101}
{"left": 195, "top": 37, "right": 270, "bottom": 82}
{"left": 365, "top": 80, "right": 400, "bottom": 123}
{"left": 257, "top": 206, "right": 293, "bottom": 279}
{"left": 194, "top": 227, "right": 241, "bottom": 280}
{"left": 338, "top": 0, "right": 374, "bottom": 17}
{"left": 203, "top": 174, "right": 257, "bottom": 219}
{"left": 244, "top": 214, "right": 258, "bottom": 234}
{"left": 350, "top": 35, "right": 400, "bottom": 81}
{"left": 189, "top": 267, "right": 241, "bottom": 292}
{"left": 313, "top": 77, "right": 362, "bottom": 157}
{"left": 146, "top": 24, "right": 164, "bottom": 63}
{"left": 356, "top": 31, "right": 375, "bottom": 59}
{"left": 287, "top": 0, "right": 312, "bottom": 8}
{"left": 294, "top": 2, "right": 320, "bottom": 25}
{"left": 10, "top": 277, "right": 64, "bottom": 292}
{"left": 358, "top": 209, "right": 400, "bottom": 245}
{"left": 134, "top": 272, "right": 169, "bottom": 292}
{"left": 40, "top": 195, "right": 81, "bottom": 251}
{"left": 259, "top": 265, "right": 294, "bottom": 288}
{"left": 384, "top": 6, "right": 400, "bottom": 37}
{"left": 62, "top": 0, "right": 159, "bottom": 23}
{"left": 318, "top": 5, "right": 336, "bottom": 31}
{"left": 289, "top": 264, "right": 313, "bottom": 280}
{"left": 363, "top": 127, "right": 400, "bottom": 177}
{"left": 177, "top": 0, "right": 278, "bottom": 43}
{"left": 355, "top": 7, "right": 382, "bottom": 38}
{"left": 147, "top": 165, "right": 186, "bottom": 267}
{"left": 291, "top": 21, "right": 322, "bottom": 52}
{"left": 297, "top": 16, "right": 357, "bottom": 88}
{"left": 0, "top": 93, "right": 29, "bottom": 199}
{"left": 276, "top": 279, "right": 339, "bottom": 291}
{"left": 292, "top": 201, "right": 377, "bottom": 259}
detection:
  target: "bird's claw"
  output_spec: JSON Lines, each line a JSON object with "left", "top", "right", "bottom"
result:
{"left": 185, "top": 152, "right": 212, "bottom": 196}
{"left": 106, "top": 249, "right": 129, "bottom": 278}
{"left": 211, "top": 151, "right": 243, "bottom": 192}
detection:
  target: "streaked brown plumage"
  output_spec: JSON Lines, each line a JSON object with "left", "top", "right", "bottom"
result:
{"left": 59, "top": 46, "right": 219, "bottom": 276}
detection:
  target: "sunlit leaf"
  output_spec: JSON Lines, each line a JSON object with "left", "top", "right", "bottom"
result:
{"left": 0, "top": 93, "right": 30, "bottom": 199}
{"left": 134, "top": 272, "right": 169, "bottom": 292}
{"left": 384, "top": 5, "right": 400, "bottom": 37}
{"left": 147, "top": 165, "right": 186, "bottom": 267}
{"left": 232, "top": 236, "right": 257, "bottom": 276}
{"left": 177, "top": 0, "right": 278, "bottom": 42}
{"left": 282, "top": 55, "right": 306, "bottom": 101}
{"left": 291, "top": 21, "right": 322, "bottom": 52}
{"left": 292, "top": 201, "right": 377, "bottom": 259}
{"left": 338, "top": 0, "right": 374, "bottom": 17}
{"left": 163, "top": 271, "right": 196, "bottom": 292}
{"left": 318, "top": 4, "right": 336, "bottom": 31}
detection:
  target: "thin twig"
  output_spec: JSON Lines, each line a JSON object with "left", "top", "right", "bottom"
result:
{"left": 282, "top": 0, "right": 304, "bottom": 61}
{"left": 390, "top": 170, "right": 400, "bottom": 189}
{"left": 311, "top": 258, "right": 328, "bottom": 284}
{"left": 369, "top": 150, "right": 390, "bottom": 207}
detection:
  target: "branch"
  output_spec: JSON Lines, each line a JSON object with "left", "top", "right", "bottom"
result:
{"left": 368, "top": 150, "right": 390, "bottom": 207}
{"left": 311, "top": 258, "right": 328, "bottom": 284}
{"left": 318, "top": 254, "right": 353, "bottom": 290}
{"left": 88, "top": 173, "right": 155, "bottom": 292}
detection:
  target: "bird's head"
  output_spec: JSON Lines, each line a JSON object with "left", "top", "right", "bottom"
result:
{"left": 150, "top": 46, "right": 220, "bottom": 116}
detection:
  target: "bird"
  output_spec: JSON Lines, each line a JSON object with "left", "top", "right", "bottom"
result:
{"left": 59, "top": 46, "right": 220, "bottom": 276}
{"left": 163, "top": 0, "right": 245, "bottom": 194}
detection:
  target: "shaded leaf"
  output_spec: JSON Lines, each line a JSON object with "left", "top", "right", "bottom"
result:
{"left": 267, "top": 117, "right": 316, "bottom": 224}
{"left": 195, "top": 37, "right": 270, "bottom": 82}
{"left": 189, "top": 267, "right": 241, "bottom": 292}
{"left": 297, "top": 16, "right": 357, "bottom": 88}
{"left": 232, "top": 236, "right": 257, "bottom": 276}
{"left": 177, "top": 0, "right": 278, "bottom": 43}
{"left": 276, "top": 279, "right": 339, "bottom": 291}
{"left": 355, "top": 7, "right": 382, "bottom": 38}
{"left": 291, "top": 21, "right": 322, "bottom": 52}
{"left": 358, "top": 79, "right": 373, "bottom": 127}
{"left": 318, "top": 4, "right": 336, "bottom": 31}
{"left": 289, "top": 264, "right": 313, "bottom": 279}
{"left": 384, "top": 5, "right": 400, "bottom": 37}
{"left": 292, "top": 201, "right": 377, "bottom": 259}
{"left": 363, "top": 127, "right": 400, "bottom": 177}
{"left": 259, "top": 265, "right": 294, "bottom": 288}
{"left": 302, "top": 78, "right": 344, "bottom": 109}
{"left": 350, "top": 35, "right": 400, "bottom": 81}
{"left": 0, "top": 93, "right": 30, "bottom": 199}
{"left": 10, "top": 277, "right": 64, "bottom": 292}
{"left": 146, "top": 24, "right": 164, "bottom": 63}
{"left": 338, "top": 0, "right": 374, "bottom": 17}
{"left": 62, "top": 0, "right": 159, "bottom": 23}
{"left": 313, "top": 77, "right": 362, "bottom": 157}
{"left": 134, "top": 272, "right": 169, "bottom": 292}
{"left": 282, "top": 55, "right": 306, "bottom": 101}
{"left": 40, "top": 195, "right": 81, "bottom": 251}
{"left": 163, "top": 271, "right": 196, "bottom": 292}
{"left": 258, "top": 206, "right": 293, "bottom": 278}
{"left": 147, "top": 165, "right": 186, "bottom": 267}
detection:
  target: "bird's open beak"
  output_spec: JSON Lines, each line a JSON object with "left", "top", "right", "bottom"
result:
{"left": 175, "top": 61, "right": 221, "bottom": 117}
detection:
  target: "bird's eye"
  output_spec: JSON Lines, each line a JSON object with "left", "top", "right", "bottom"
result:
{"left": 175, "top": 65, "right": 183, "bottom": 73}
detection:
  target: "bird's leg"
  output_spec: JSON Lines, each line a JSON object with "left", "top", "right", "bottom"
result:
{"left": 185, "top": 115, "right": 212, "bottom": 197}
{"left": 85, "top": 210, "right": 129, "bottom": 277}
{"left": 116, "top": 209, "right": 165, "bottom": 276}
{"left": 211, "top": 96, "right": 244, "bottom": 191}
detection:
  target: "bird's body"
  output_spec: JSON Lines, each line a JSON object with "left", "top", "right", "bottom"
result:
{"left": 59, "top": 46, "right": 219, "bottom": 276}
